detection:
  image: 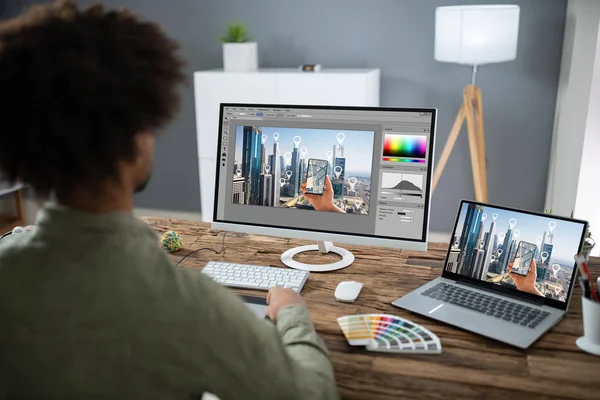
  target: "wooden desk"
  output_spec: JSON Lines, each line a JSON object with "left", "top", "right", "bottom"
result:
{"left": 143, "top": 217, "right": 600, "bottom": 400}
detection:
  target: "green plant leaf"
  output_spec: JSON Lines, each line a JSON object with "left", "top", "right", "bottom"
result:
{"left": 219, "top": 21, "right": 250, "bottom": 43}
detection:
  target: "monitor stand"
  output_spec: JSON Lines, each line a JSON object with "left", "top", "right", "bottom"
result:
{"left": 280, "top": 241, "right": 355, "bottom": 272}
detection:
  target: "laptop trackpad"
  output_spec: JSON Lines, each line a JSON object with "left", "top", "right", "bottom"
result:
{"left": 428, "top": 302, "right": 480, "bottom": 329}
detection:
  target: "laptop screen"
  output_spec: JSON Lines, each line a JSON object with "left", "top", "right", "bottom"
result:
{"left": 443, "top": 201, "right": 587, "bottom": 310}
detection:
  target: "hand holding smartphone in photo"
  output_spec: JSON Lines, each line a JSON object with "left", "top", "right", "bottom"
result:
{"left": 512, "top": 241, "right": 537, "bottom": 276}
{"left": 305, "top": 158, "right": 328, "bottom": 195}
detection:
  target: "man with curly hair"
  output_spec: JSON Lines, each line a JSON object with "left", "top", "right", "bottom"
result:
{"left": 0, "top": 1, "right": 338, "bottom": 399}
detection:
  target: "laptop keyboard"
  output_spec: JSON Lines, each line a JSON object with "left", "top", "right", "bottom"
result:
{"left": 422, "top": 283, "right": 550, "bottom": 329}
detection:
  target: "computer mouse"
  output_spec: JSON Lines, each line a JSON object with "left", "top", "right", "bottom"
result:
{"left": 335, "top": 281, "right": 363, "bottom": 303}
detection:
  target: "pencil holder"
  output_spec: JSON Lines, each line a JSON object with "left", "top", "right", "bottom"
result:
{"left": 576, "top": 296, "right": 600, "bottom": 356}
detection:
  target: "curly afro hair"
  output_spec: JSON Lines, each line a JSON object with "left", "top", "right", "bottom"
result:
{"left": 0, "top": 0, "right": 185, "bottom": 195}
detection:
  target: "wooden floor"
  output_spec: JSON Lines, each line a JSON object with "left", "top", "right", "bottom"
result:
{"left": 143, "top": 217, "right": 600, "bottom": 400}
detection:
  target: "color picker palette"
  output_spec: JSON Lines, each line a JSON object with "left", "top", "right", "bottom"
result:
{"left": 381, "top": 158, "right": 426, "bottom": 163}
{"left": 337, "top": 314, "right": 442, "bottom": 354}
{"left": 383, "top": 134, "right": 427, "bottom": 160}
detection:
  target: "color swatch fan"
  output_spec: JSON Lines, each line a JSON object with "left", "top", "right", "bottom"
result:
{"left": 337, "top": 314, "right": 442, "bottom": 354}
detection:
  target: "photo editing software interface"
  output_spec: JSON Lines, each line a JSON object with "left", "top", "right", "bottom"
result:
{"left": 214, "top": 105, "right": 435, "bottom": 241}
{"left": 444, "top": 202, "right": 586, "bottom": 303}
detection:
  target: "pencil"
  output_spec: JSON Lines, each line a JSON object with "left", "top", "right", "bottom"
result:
{"left": 575, "top": 253, "right": 599, "bottom": 302}
{"left": 575, "top": 253, "right": 591, "bottom": 279}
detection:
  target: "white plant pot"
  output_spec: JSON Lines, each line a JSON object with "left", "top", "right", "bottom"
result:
{"left": 223, "top": 42, "right": 258, "bottom": 72}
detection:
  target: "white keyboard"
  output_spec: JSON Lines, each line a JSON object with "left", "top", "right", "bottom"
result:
{"left": 201, "top": 261, "right": 310, "bottom": 293}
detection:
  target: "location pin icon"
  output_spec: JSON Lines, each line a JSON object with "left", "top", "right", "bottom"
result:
{"left": 355, "top": 200, "right": 361, "bottom": 208}
{"left": 552, "top": 264, "right": 561, "bottom": 278}
{"left": 541, "top": 251, "right": 549, "bottom": 263}
{"left": 479, "top": 240, "right": 485, "bottom": 248}
{"left": 336, "top": 132, "right": 345, "bottom": 146}
{"left": 285, "top": 170, "right": 292, "bottom": 179}
{"left": 279, "top": 178, "right": 286, "bottom": 187}
{"left": 334, "top": 166, "right": 343, "bottom": 178}
{"left": 293, "top": 136, "right": 302, "bottom": 148}
{"left": 491, "top": 255, "right": 496, "bottom": 262}
{"left": 548, "top": 221, "right": 557, "bottom": 233}
{"left": 536, "top": 236, "right": 543, "bottom": 247}
{"left": 326, "top": 151, "right": 333, "bottom": 162}
{"left": 348, "top": 177, "right": 357, "bottom": 190}
{"left": 284, "top": 152, "right": 292, "bottom": 165}
{"left": 454, "top": 241, "right": 459, "bottom": 248}
{"left": 264, "top": 165, "right": 271, "bottom": 174}
{"left": 509, "top": 218, "right": 517, "bottom": 230}
{"left": 499, "top": 232, "right": 506, "bottom": 242}
{"left": 492, "top": 213, "right": 498, "bottom": 221}
{"left": 514, "top": 229, "right": 521, "bottom": 238}
{"left": 497, "top": 249, "right": 504, "bottom": 256}
{"left": 481, "top": 213, "right": 488, "bottom": 221}
{"left": 236, "top": 169, "right": 242, "bottom": 178}
{"left": 300, "top": 147, "right": 307, "bottom": 158}
{"left": 273, "top": 132, "right": 280, "bottom": 142}
{"left": 261, "top": 134, "right": 268, "bottom": 144}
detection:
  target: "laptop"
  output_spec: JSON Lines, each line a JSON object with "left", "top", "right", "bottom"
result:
{"left": 392, "top": 200, "right": 588, "bottom": 349}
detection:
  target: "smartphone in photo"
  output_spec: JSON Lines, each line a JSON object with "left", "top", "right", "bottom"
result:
{"left": 512, "top": 241, "right": 537, "bottom": 276}
{"left": 305, "top": 158, "right": 328, "bottom": 195}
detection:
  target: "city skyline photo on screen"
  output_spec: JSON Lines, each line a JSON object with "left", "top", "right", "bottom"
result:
{"left": 444, "top": 203, "right": 584, "bottom": 302}
{"left": 232, "top": 126, "right": 375, "bottom": 215}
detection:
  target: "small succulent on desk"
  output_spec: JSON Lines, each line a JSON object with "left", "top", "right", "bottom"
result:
{"left": 219, "top": 22, "right": 250, "bottom": 43}
{"left": 582, "top": 228, "right": 595, "bottom": 261}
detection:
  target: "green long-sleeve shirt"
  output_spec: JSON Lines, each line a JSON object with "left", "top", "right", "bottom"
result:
{"left": 0, "top": 205, "right": 338, "bottom": 399}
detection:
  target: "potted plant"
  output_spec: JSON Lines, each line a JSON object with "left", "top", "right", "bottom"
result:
{"left": 545, "top": 208, "right": 595, "bottom": 261}
{"left": 582, "top": 224, "right": 595, "bottom": 261}
{"left": 220, "top": 22, "right": 257, "bottom": 72}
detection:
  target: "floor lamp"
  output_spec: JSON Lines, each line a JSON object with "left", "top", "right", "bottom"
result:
{"left": 431, "top": 5, "right": 520, "bottom": 202}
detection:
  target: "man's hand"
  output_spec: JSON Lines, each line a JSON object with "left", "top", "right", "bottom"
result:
{"left": 508, "top": 259, "right": 544, "bottom": 296}
{"left": 265, "top": 287, "right": 306, "bottom": 322}
{"left": 301, "top": 175, "right": 344, "bottom": 213}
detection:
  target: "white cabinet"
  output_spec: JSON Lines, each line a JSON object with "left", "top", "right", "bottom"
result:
{"left": 194, "top": 68, "right": 380, "bottom": 222}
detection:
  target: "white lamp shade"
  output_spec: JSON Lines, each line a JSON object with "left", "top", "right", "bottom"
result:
{"left": 435, "top": 5, "right": 520, "bottom": 65}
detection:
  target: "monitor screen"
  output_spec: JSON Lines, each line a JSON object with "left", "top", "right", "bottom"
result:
{"left": 213, "top": 104, "right": 436, "bottom": 244}
{"left": 443, "top": 201, "right": 587, "bottom": 307}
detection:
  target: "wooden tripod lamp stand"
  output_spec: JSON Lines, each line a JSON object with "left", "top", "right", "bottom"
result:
{"left": 431, "top": 5, "right": 520, "bottom": 202}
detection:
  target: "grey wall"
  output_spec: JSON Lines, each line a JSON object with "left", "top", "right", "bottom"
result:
{"left": 5, "top": 0, "right": 567, "bottom": 233}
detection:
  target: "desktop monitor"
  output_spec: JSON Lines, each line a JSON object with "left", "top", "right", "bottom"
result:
{"left": 212, "top": 104, "right": 437, "bottom": 271}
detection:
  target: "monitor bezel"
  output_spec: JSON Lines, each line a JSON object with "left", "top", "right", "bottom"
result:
{"left": 441, "top": 199, "right": 588, "bottom": 311}
{"left": 211, "top": 103, "right": 437, "bottom": 250}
